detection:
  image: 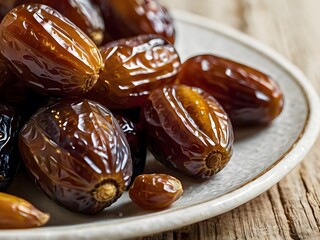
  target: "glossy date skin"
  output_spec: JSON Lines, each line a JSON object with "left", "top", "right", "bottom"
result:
{"left": 176, "top": 55, "right": 284, "bottom": 126}
{"left": 0, "top": 192, "right": 50, "bottom": 229}
{"left": 15, "top": 0, "right": 105, "bottom": 45}
{"left": 0, "top": 4, "right": 103, "bottom": 97}
{"left": 0, "top": 104, "right": 20, "bottom": 191}
{"left": 94, "top": 0, "right": 175, "bottom": 44}
{"left": 142, "top": 85, "right": 234, "bottom": 178}
{"left": 115, "top": 114, "right": 146, "bottom": 184}
{"left": 129, "top": 174, "right": 183, "bottom": 210}
{"left": 87, "top": 35, "right": 181, "bottom": 109}
{"left": 19, "top": 99, "right": 132, "bottom": 214}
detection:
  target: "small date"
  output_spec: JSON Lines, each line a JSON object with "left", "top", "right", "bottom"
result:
{"left": 129, "top": 174, "right": 183, "bottom": 210}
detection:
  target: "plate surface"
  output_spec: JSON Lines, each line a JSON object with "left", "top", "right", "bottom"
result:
{"left": 2, "top": 10, "right": 320, "bottom": 240}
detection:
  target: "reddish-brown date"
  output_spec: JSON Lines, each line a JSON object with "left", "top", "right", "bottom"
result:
{"left": 19, "top": 99, "right": 132, "bottom": 214}
{"left": 129, "top": 174, "right": 183, "bottom": 210}
{"left": 142, "top": 84, "right": 234, "bottom": 178}
{"left": 86, "top": 35, "right": 181, "bottom": 109}
{"left": 176, "top": 54, "right": 284, "bottom": 126}
{"left": 94, "top": 0, "right": 175, "bottom": 44}
{"left": 115, "top": 114, "right": 146, "bottom": 185}
{"left": 0, "top": 4, "right": 103, "bottom": 97}
{"left": 15, "top": 0, "right": 105, "bottom": 45}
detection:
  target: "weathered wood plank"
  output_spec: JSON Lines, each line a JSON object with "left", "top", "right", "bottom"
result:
{"left": 145, "top": 0, "right": 320, "bottom": 239}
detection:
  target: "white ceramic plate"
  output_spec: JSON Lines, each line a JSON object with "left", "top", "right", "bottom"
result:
{"left": 2, "top": 10, "right": 320, "bottom": 240}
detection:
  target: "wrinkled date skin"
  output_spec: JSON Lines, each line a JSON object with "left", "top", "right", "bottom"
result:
{"left": 142, "top": 85, "right": 234, "bottom": 178}
{"left": 0, "top": 53, "right": 11, "bottom": 88}
{"left": 177, "top": 55, "right": 284, "bottom": 126}
{"left": 115, "top": 114, "right": 146, "bottom": 185}
{"left": 129, "top": 174, "right": 183, "bottom": 210}
{"left": 0, "top": 104, "right": 20, "bottom": 191}
{"left": 15, "top": 0, "right": 105, "bottom": 45}
{"left": 0, "top": 4, "right": 103, "bottom": 97}
{"left": 86, "top": 35, "right": 181, "bottom": 109}
{"left": 94, "top": 0, "right": 175, "bottom": 44}
{"left": 19, "top": 99, "right": 132, "bottom": 214}
{"left": 0, "top": 192, "right": 50, "bottom": 229}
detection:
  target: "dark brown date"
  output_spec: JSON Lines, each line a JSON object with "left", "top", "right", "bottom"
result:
{"left": 129, "top": 174, "right": 183, "bottom": 210}
{"left": 0, "top": 4, "right": 103, "bottom": 97}
{"left": 0, "top": 104, "right": 20, "bottom": 191}
{"left": 95, "top": 0, "right": 175, "bottom": 44}
{"left": 15, "top": 0, "right": 105, "bottom": 45}
{"left": 115, "top": 114, "right": 146, "bottom": 185}
{"left": 142, "top": 84, "right": 234, "bottom": 178}
{"left": 176, "top": 55, "right": 284, "bottom": 126}
{"left": 19, "top": 99, "right": 132, "bottom": 214}
{"left": 86, "top": 35, "right": 181, "bottom": 109}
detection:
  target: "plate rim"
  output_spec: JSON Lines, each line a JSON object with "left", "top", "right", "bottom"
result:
{"left": 1, "top": 9, "right": 320, "bottom": 240}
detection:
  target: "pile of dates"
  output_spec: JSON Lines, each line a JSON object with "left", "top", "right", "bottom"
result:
{"left": 0, "top": 0, "right": 283, "bottom": 229}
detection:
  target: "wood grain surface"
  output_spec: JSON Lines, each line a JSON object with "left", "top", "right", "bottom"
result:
{"left": 141, "top": 1, "right": 320, "bottom": 239}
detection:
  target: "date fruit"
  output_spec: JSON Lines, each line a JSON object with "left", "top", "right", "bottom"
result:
{"left": 142, "top": 84, "right": 234, "bottom": 178}
{"left": 15, "top": 0, "right": 105, "bottom": 45}
{"left": 176, "top": 54, "right": 284, "bottom": 126}
{"left": 86, "top": 35, "right": 181, "bottom": 109}
{"left": 95, "top": 0, "right": 175, "bottom": 44}
{"left": 0, "top": 192, "right": 50, "bottom": 229}
{"left": 115, "top": 114, "right": 146, "bottom": 184}
{"left": 0, "top": 104, "right": 20, "bottom": 191}
{"left": 129, "top": 174, "right": 183, "bottom": 210}
{"left": 0, "top": 4, "right": 103, "bottom": 97}
{"left": 19, "top": 99, "right": 132, "bottom": 214}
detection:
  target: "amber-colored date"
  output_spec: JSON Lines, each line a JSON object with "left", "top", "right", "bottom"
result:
{"left": 0, "top": 4, "right": 103, "bottom": 97}
{"left": 0, "top": 192, "right": 50, "bottom": 229}
{"left": 95, "top": 0, "right": 175, "bottom": 44}
{"left": 15, "top": 0, "right": 105, "bottom": 45}
{"left": 176, "top": 54, "right": 284, "bottom": 126}
{"left": 129, "top": 174, "right": 183, "bottom": 210}
{"left": 19, "top": 99, "right": 132, "bottom": 214}
{"left": 86, "top": 35, "right": 181, "bottom": 109}
{"left": 0, "top": 104, "right": 20, "bottom": 191}
{"left": 142, "top": 84, "right": 234, "bottom": 178}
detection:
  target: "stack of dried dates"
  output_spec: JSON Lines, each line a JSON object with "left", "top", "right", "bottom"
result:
{"left": 0, "top": 0, "right": 283, "bottom": 229}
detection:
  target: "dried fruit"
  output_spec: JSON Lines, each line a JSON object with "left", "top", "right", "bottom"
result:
{"left": 15, "top": 0, "right": 105, "bottom": 45}
{"left": 176, "top": 54, "right": 284, "bottom": 126}
{"left": 142, "top": 84, "right": 234, "bottom": 178}
{"left": 86, "top": 35, "right": 181, "bottom": 109}
{"left": 0, "top": 4, "right": 103, "bottom": 97}
{"left": 115, "top": 114, "right": 146, "bottom": 184}
{"left": 19, "top": 99, "right": 132, "bottom": 214}
{"left": 95, "top": 0, "right": 175, "bottom": 44}
{"left": 0, "top": 104, "right": 20, "bottom": 191}
{"left": 0, "top": 192, "right": 49, "bottom": 229}
{"left": 129, "top": 174, "right": 183, "bottom": 210}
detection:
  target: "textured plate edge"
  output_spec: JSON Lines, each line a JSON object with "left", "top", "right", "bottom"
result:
{"left": 1, "top": 9, "right": 320, "bottom": 240}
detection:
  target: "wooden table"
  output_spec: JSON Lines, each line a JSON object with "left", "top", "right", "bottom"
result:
{"left": 142, "top": 1, "right": 320, "bottom": 239}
